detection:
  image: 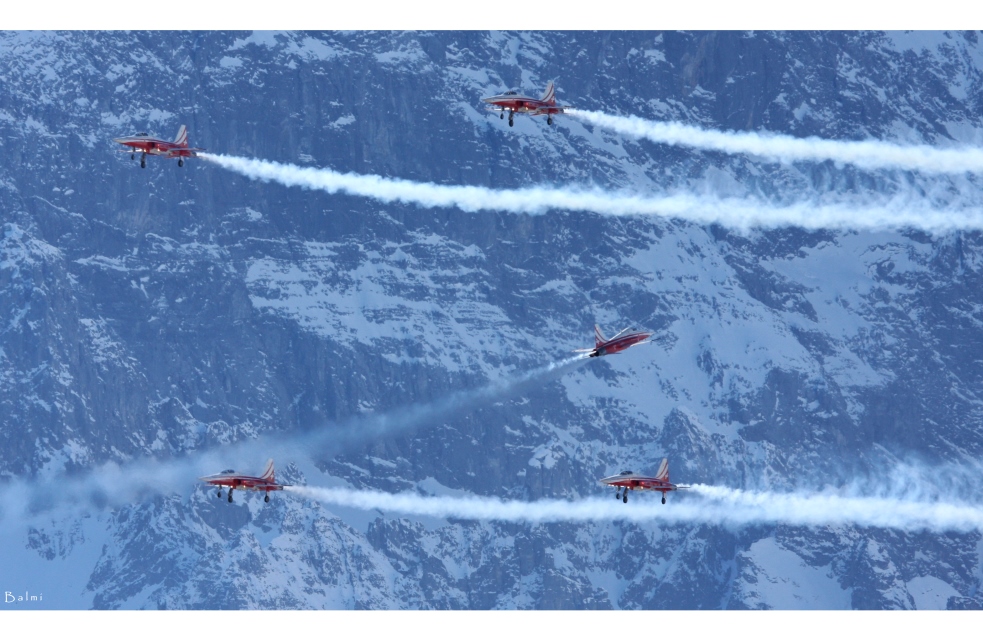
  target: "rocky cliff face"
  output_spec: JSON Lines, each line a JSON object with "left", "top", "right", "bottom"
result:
{"left": 2, "top": 30, "right": 983, "bottom": 609}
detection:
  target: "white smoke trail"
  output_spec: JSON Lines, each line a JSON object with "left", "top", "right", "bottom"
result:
{"left": 200, "top": 153, "right": 983, "bottom": 233}
{"left": 0, "top": 355, "right": 588, "bottom": 523}
{"left": 570, "top": 110, "right": 983, "bottom": 176}
{"left": 689, "top": 484, "right": 983, "bottom": 533}
{"left": 301, "top": 353, "right": 588, "bottom": 455}
{"left": 287, "top": 483, "right": 983, "bottom": 533}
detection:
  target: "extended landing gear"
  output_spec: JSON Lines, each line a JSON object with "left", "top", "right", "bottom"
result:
{"left": 140, "top": 154, "right": 146, "bottom": 169}
{"left": 615, "top": 488, "right": 621, "bottom": 500}
{"left": 178, "top": 158, "right": 184, "bottom": 167}
{"left": 623, "top": 491, "right": 628, "bottom": 504}
{"left": 228, "top": 489, "right": 234, "bottom": 503}
{"left": 131, "top": 153, "right": 135, "bottom": 160}
{"left": 500, "top": 112, "right": 504, "bottom": 120}
{"left": 547, "top": 115, "right": 553, "bottom": 125}
{"left": 264, "top": 494, "right": 270, "bottom": 503}
{"left": 661, "top": 496, "right": 666, "bottom": 505}
{"left": 216, "top": 489, "right": 223, "bottom": 499}
{"left": 508, "top": 111, "right": 514, "bottom": 127}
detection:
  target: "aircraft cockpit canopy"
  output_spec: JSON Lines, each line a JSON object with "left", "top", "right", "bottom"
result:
{"left": 136, "top": 132, "right": 149, "bottom": 136}
{"left": 504, "top": 91, "right": 517, "bottom": 95}
{"left": 619, "top": 470, "right": 634, "bottom": 475}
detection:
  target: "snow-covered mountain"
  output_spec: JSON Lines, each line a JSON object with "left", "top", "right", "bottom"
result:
{"left": 3, "top": 30, "right": 983, "bottom": 609}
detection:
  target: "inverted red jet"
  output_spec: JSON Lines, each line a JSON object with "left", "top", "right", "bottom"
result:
{"left": 576, "top": 324, "right": 653, "bottom": 358}
{"left": 113, "top": 125, "right": 204, "bottom": 168}
{"left": 199, "top": 459, "right": 288, "bottom": 503}
{"left": 482, "top": 81, "right": 568, "bottom": 127}
{"left": 599, "top": 458, "right": 687, "bottom": 504}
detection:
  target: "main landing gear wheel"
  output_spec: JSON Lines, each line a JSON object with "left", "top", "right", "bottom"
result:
{"left": 140, "top": 157, "right": 146, "bottom": 168}
{"left": 178, "top": 158, "right": 184, "bottom": 167}
{"left": 615, "top": 490, "right": 621, "bottom": 499}
{"left": 131, "top": 153, "right": 135, "bottom": 160}
{"left": 264, "top": 494, "right": 270, "bottom": 503}
{"left": 500, "top": 112, "right": 504, "bottom": 120}
{"left": 216, "top": 489, "right": 223, "bottom": 499}
{"left": 623, "top": 493, "right": 628, "bottom": 503}
{"left": 547, "top": 116, "right": 553, "bottom": 125}
{"left": 662, "top": 496, "right": 666, "bottom": 504}
{"left": 228, "top": 492, "right": 234, "bottom": 503}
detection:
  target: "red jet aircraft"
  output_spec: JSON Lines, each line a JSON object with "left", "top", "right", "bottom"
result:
{"left": 576, "top": 324, "right": 653, "bottom": 358}
{"left": 599, "top": 458, "right": 687, "bottom": 504}
{"left": 199, "top": 459, "right": 288, "bottom": 503}
{"left": 482, "top": 81, "right": 568, "bottom": 127}
{"left": 113, "top": 125, "right": 204, "bottom": 168}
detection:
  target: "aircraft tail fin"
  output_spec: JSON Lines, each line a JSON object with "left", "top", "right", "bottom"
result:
{"left": 174, "top": 125, "right": 188, "bottom": 147}
{"left": 655, "top": 458, "right": 669, "bottom": 481}
{"left": 540, "top": 81, "right": 556, "bottom": 105}
{"left": 594, "top": 324, "right": 607, "bottom": 348}
{"left": 260, "top": 458, "right": 275, "bottom": 483}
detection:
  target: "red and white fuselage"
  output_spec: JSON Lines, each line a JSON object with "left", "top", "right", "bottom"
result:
{"left": 599, "top": 458, "right": 685, "bottom": 504}
{"left": 199, "top": 459, "right": 286, "bottom": 503}
{"left": 113, "top": 125, "right": 204, "bottom": 167}
{"left": 482, "top": 81, "right": 567, "bottom": 126}
{"left": 577, "top": 324, "right": 653, "bottom": 358}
